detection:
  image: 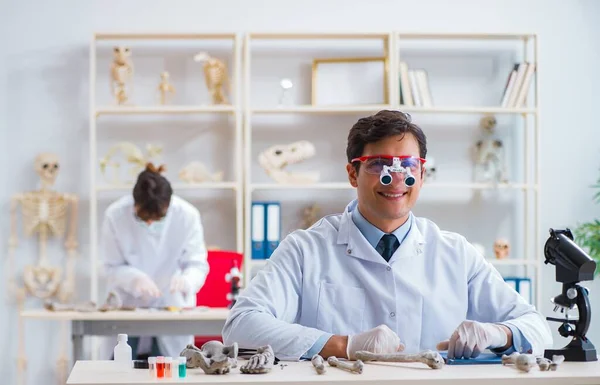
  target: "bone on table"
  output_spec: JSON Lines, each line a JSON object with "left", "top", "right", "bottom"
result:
{"left": 355, "top": 350, "right": 445, "bottom": 369}
{"left": 327, "top": 356, "right": 364, "bottom": 374}
{"left": 311, "top": 354, "right": 326, "bottom": 374}
{"left": 240, "top": 345, "right": 274, "bottom": 374}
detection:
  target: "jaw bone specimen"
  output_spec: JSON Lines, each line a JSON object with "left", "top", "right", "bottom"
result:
{"left": 8, "top": 152, "right": 79, "bottom": 304}
{"left": 258, "top": 140, "right": 320, "bottom": 184}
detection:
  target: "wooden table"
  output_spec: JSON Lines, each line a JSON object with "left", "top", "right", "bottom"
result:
{"left": 21, "top": 308, "right": 230, "bottom": 361}
{"left": 66, "top": 359, "right": 600, "bottom": 385}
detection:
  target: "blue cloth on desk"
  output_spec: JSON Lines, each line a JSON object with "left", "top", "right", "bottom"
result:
{"left": 440, "top": 352, "right": 503, "bottom": 365}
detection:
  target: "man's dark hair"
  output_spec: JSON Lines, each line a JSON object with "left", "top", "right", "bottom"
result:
{"left": 133, "top": 163, "right": 173, "bottom": 221}
{"left": 346, "top": 110, "right": 428, "bottom": 173}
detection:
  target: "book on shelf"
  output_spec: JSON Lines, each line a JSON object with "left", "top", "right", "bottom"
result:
{"left": 500, "top": 62, "right": 536, "bottom": 108}
{"left": 399, "top": 61, "right": 433, "bottom": 107}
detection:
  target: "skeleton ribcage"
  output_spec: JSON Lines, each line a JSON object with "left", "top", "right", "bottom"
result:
{"left": 205, "top": 64, "right": 226, "bottom": 86}
{"left": 20, "top": 193, "right": 68, "bottom": 237}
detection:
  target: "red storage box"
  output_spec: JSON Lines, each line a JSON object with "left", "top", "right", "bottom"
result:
{"left": 194, "top": 250, "right": 243, "bottom": 347}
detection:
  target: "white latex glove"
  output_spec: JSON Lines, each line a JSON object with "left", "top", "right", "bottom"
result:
{"left": 170, "top": 273, "right": 193, "bottom": 294}
{"left": 436, "top": 320, "right": 508, "bottom": 359}
{"left": 131, "top": 275, "right": 161, "bottom": 298}
{"left": 346, "top": 324, "right": 405, "bottom": 360}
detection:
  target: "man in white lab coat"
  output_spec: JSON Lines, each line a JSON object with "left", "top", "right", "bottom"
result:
{"left": 101, "top": 163, "right": 210, "bottom": 358}
{"left": 223, "top": 110, "right": 552, "bottom": 361}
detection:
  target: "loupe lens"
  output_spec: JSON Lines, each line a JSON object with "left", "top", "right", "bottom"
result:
{"left": 380, "top": 174, "right": 392, "bottom": 185}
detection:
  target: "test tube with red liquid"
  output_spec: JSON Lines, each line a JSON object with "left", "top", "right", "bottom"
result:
{"left": 156, "top": 356, "right": 165, "bottom": 378}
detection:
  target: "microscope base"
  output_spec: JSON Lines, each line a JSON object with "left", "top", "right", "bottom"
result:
{"left": 544, "top": 338, "right": 597, "bottom": 362}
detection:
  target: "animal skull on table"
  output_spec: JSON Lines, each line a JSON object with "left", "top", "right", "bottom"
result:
{"left": 8, "top": 152, "right": 79, "bottom": 304}
{"left": 258, "top": 140, "right": 320, "bottom": 184}
{"left": 180, "top": 341, "right": 238, "bottom": 375}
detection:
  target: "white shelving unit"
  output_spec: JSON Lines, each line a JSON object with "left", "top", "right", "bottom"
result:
{"left": 89, "top": 32, "right": 244, "bottom": 303}
{"left": 242, "top": 32, "right": 540, "bottom": 307}
{"left": 87, "top": 31, "right": 540, "bottom": 309}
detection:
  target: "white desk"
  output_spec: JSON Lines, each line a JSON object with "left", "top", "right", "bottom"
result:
{"left": 67, "top": 359, "right": 600, "bottom": 385}
{"left": 20, "top": 308, "right": 230, "bottom": 361}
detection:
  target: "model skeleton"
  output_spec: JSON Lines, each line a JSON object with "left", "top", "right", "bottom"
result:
{"left": 258, "top": 140, "right": 320, "bottom": 184}
{"left": 194, "top": 52, "right": 230, "bottom": 105}
{"left": 8, "top": 153, "right": 79, "bottom": 304}
{"left": 473, "top": 115, "right": 508, "bottom": 185}
{"left": 99, "top": 142, "right": 163, "bottom": 184}
{"left": 110, "top": 46, "right": 134, "bottom": 105}
{"left": 157, "top": 71, "right": 175, "bottom": 105}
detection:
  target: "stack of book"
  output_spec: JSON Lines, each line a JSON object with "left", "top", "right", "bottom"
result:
{"left": 500, "top": 62, "right": 536, "bottom": 108}
{"left": 399, "top": 61, "right": 433, "bottom": 107}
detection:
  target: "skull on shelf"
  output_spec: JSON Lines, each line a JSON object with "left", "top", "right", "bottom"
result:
{"left": 34, "top": 152, "right": 60, "bottom": 189}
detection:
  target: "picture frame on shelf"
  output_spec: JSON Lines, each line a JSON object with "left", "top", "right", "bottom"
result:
{"left": 311, "top": 56, "right": 389, "bottom": 106}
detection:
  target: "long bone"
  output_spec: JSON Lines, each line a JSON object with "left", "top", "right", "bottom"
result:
{"left": 355, "top": 350, "right": 444, "bottom": 369}
{"left": 327, "top": 356, "right": 364, "bottom": 374}
{"left": 311, "top": 354, "right": 326, "bottom": 374}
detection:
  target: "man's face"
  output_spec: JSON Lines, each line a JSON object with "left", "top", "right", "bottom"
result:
{"left": 346, "top": 133, "right": 424, "bottom": 233}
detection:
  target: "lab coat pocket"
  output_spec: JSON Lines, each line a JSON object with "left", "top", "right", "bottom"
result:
{"left": 316, "top": 282, "right": 366, "bottom": 335}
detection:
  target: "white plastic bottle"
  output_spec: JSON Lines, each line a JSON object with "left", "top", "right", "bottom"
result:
{"left": 113, "top": 333, "right": 132, "bottom": 370}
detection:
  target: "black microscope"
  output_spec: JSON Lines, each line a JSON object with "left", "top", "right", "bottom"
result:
{"left": 543, "top": 228, "right": 597, "bottom": 361}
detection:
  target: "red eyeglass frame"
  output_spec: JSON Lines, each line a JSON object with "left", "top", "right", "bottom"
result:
{"left": 351, "top": 155, "right": 427, "bottom": 165}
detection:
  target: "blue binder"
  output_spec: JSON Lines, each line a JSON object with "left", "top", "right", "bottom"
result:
{"left": 251, "top": 201, "right": 281, "bottom": 259}
{"left": 440, "top": 352, "right": 502, "bottom": 365}
{"left": 504, "top": 277, "right": 532, "bottom": 304}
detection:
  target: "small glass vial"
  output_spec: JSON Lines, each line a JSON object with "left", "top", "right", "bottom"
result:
{"left": 165, "top": 357, "right": 173, "bottom": 378}
{"left": 178, "top": 357, "right": 187, "bottom": 378}
{"left": 148, "top": 357, "right": 156, "bottom": 378}
{"left": 156, "top": 356, "right": 165, "bottom": 378}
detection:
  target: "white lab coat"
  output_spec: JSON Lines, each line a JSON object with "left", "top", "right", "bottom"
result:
{"left": 100, "top": 195, "right": 209, "bottom": 357}
{"left": 222, "top": 199, "right": 552, "bottom": 361}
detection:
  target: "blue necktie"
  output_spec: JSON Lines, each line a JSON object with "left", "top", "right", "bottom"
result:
{"left": 377, "top": 234, "right": 399, "bottom": 262}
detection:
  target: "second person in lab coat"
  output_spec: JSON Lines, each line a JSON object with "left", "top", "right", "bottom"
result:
{"left": 222, "top": 110, "right": 552, "bottom": 361}
{"left": 101, "top": 163, "right": 210, "bottom": 358}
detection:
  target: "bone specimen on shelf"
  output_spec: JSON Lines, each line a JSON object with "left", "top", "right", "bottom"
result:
{"left": 258, "top": 141, "right": 320, "bottom": 184}
{"left": 327, "top": 356, "right": 364, "bottom": 374}
{"left": 240, "top": 345, "right": 274, "bottom": 374}
{"left": 178, "top": 161, "right": 224, "bottom": 183}
{"left": 193, "top": 52, "right": 230, "bottom": 105}
{"left": 110, "top": 46, "right": 134, "bottom": 105}
{"left": 99, "top": 142, "right": 163, "bottom": 184}
{"left": 355, "top": 350, "right": 444, "bottom": 369}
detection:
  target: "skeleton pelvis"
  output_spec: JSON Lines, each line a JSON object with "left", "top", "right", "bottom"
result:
{"left": 23, "top": 264, "right": 62, "bottom": 299}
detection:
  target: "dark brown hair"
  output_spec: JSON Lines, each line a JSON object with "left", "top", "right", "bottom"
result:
{"left": 133, "top": 163, "right": 172, "bottom": 221}
{"left": 346, "top": 110, "right": 427, "bottom": 173}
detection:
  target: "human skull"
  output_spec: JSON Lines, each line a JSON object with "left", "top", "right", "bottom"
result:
{"left": 34, "top": 152, "right": 60, "bottom": 188}
{"left": 493, "top": 238, "right": 510, "bottom": 259}
{"left": 113, "top": 46, "right": 131, "bottom": 65}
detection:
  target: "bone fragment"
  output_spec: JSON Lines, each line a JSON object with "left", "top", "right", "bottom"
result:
{"left": 311, "top": 354, "right": 326, "bottom": 374}
{"left": 355, "top": 350, "right": 444, "bottom": 369}
{"left": 515, "top": 354, "right": 537, "bottom": 372}
{"left": 327, "top": 356, "right": 363, "bottom": 374}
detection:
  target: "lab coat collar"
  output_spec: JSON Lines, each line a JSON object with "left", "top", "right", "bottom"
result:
{"left": 338, "top": 200, "right": 425, "bottom": 265}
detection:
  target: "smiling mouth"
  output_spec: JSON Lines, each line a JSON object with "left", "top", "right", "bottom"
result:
{"left": 378, "top": 191, "right": 407, "bottom": 199}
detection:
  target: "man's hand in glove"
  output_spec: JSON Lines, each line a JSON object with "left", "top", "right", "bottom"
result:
{"left": 346, "top": 324, "right": 405, "bottom": 360}
{"left": 436, "top": 320, "right": 512, "bottom": 359}
{"left": 131, "top": 275, "right": 161, "bottom": 298}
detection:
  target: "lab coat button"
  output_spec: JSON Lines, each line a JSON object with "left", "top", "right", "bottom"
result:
{"left": 347, "top": 249, "right": 352, "bottom": 254}
{"left": 390, "top": 312, "right": 396, "bottom": 317}
{"left": 386, "top": 266, "right": 391, "bottom": 271}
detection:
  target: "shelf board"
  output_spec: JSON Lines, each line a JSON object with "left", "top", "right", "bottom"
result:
{"left": 397, "top": 106, "right": 536, "bottom": 114}
{"left": 96, "top": 182, "right": 238, "bottom": 192}
{"left": 251, "top": 182, "right": 353, "bottom": 190}
{"left": 489, "top": 259, "right": 538, "bottom": 266}
{"left": 251, "top": 105, "right": 393, "bottom": 114}
{"left": 425, "top": 182, "right": 531, "bottom": 190}
{"left": 397, "top": 32, "right": 535, "bottom": 40}
{"left": 94, "top": 32, "right": 236, "bottom": 40}
{"left": 95, "top": 105, "right": 236, "bottom": 116}
{"left": 249, "top": 32, "right": 389, "bottom": 40}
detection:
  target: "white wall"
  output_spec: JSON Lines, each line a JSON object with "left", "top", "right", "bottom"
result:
{"left": 2, "top": 0, "right": 600, "bottom": 383}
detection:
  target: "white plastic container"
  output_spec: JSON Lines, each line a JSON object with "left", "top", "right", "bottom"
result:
{"left": 113, "top": 333, "right": 132, "bottom": 371}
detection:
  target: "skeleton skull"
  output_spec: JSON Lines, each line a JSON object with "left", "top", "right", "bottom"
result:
{"left": 35, "top": 152, "right": 60, "bottom": 189}
{"left": 258, "top": 141, "right": 320, "bottom": 184}
{"left": 113, "top": 46, "right": 131, "bottom": 65}
{"left": 494, "top": 238, "right": 510, "bottom": 259}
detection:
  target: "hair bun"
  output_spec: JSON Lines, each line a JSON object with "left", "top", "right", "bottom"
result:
{"left": 145, "top": 162, "right": 167, "bottom": 174}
